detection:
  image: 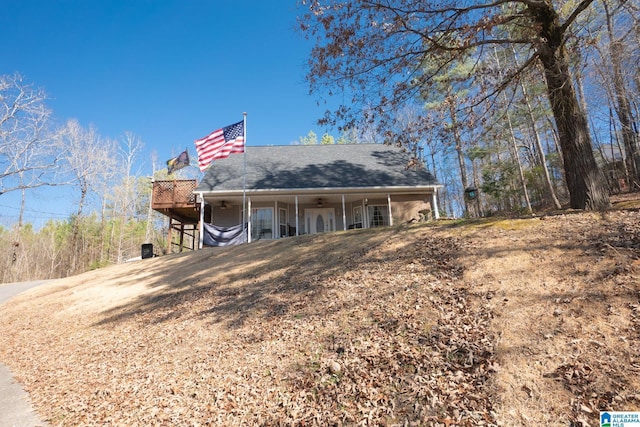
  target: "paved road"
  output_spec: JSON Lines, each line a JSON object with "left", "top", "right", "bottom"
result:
{"left": 0, "top": 280, "right": 51, "bottom": 427}
{"left": 0, "top": 280, "right": 50, "bottom": 305}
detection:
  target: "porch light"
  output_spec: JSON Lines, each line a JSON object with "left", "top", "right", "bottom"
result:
{"left": 316, "top": 198, "right": 323, "bottom": 207}
{"left": 220, "top": 201, "right": 228, "bottom": 209}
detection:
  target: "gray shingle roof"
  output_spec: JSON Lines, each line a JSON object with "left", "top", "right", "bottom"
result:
{"left": 196, "top": 144, "right": 437, "bottom": 192}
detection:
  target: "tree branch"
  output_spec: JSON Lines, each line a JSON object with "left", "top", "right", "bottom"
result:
{"left": 561, "top": 0, "right": 597, "bottom": 32}
{"left": 468, "top": 49, "right": 541, "bottom": 110}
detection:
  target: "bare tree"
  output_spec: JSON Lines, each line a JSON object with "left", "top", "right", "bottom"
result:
{"left": 59, "top": 119, "right": 116, "bottom": 273}
{"left": 300, "top": 0, "right": 611, "bottom": 210}
{"left": 420, "top": 59, "right": 477, "bottom": 215}
{"left": 111, "top": 131, "right": 144, "bottom": 263}
{"left": 0, "top": 73, "right": 61, "bottom": 225}
{"left": 602, "top": 0, "right": 640, "bottom": 186}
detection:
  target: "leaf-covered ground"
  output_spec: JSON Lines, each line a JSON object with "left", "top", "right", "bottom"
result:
{"left": 0, "top": 207, "right": 639, "bottom": 426}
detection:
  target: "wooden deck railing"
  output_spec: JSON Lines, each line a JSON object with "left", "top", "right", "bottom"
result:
{"left": 151, "top": 179, "right": 197, "bottom": 209}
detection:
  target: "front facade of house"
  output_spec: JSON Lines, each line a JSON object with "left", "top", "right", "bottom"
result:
{"left": 194, "top": 144, "right": 441, "bottom": 246}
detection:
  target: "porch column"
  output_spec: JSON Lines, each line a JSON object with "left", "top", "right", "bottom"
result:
{"left": 341, "top": 194, "right": 346, "bottom": 231}
{"left": 364, "top": 199, "right": 369, "bottom": 229}
{"left": 431, "top": 189, "right": 440, "bottom": 220}
{"left": 295, "top": 196, "right": 299, "bottom": 236}
{"left": 198, "top": 192, "right": 205, "bottom": 249}
{"left": 179, "top": 222, "right": 185, "bottom": 252}
{"left": 247, "top": 197, "right": 252, "bottom": 243}
{"left": 275, "top": 200, "right": 279, "bottom": 238}
{"left": 167, "top": 215, "right": 173, "bottom": 254}
{"left": 387, "top": 193, "right": 393, "bottom": 226}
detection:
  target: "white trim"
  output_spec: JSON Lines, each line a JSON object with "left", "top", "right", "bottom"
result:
{"left": 196, "top": 185, "right": 443, "bottom": 198}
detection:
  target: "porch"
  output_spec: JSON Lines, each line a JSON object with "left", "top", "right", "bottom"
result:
{"left": 195, "top": 190, "right": 438, "bottom": 245}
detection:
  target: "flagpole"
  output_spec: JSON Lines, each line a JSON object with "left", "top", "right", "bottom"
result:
{"left": 242, "top": 112, "right": 247, "bottom": 243}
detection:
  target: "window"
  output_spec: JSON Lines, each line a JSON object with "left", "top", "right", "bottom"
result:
{"left": 352, "top": 206, "right": 363, "bottom": 229}
{"left": 252, "top": 208, "right": 273, "bottom": 239}
{"left": 368, "top": 205, "right": 389, "bottom": 227}
{"left": 279, "top": 208, "right": 288, "bottom": 238}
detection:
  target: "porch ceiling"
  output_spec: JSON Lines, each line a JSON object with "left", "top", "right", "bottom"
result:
{"left": 198, "top": 187, "right": 437, "bottom": 208}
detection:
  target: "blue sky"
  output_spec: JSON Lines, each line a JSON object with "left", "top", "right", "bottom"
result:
{"left": 2, "top": 1, "right": 337, "bottom": 226}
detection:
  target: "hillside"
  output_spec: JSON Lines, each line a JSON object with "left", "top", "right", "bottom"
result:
{"left": 1, "top": 208, "right": 639, "bottom": 426}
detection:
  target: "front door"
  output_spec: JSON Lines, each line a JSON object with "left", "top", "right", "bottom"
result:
{"left": 305, "top": 208, "right": 335, "bottom": 234}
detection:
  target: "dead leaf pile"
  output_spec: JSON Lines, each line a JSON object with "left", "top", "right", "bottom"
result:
{"left": 273, "top": 236, "right": 497, "bottom": 426}
{"left": 0, "top": 207, "right": 639, "bottom": 426}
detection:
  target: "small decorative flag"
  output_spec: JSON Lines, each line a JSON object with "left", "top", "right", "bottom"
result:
{"left": 194, "top": 120, "right": 244, "bottom": 171}
{"left": 166, "top": 149, "right": 190, "bottom": 174}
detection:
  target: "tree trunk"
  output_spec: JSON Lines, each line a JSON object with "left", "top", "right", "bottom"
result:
{"left": 532, "top": 3, "right": 610, "bottom": 210}
{"left": 448, "top": 101, "right": 470, "bottom": 215}
{"left": 507, "top": 43, "right": 562, "bottom": 209}
{"left": 604, "top": 1, "right": 640, "bottom": 186}
{"left": 506, "top": 109, "right": 533, "bottom": 214}
{"left": 70, "top": 184, "right": 88, "bottom": 274}
{"left": 18, "top": 186, "right": 26, "bottom": 228}
{"left": 610, "top": 108, "right": 631, "bottom": 187}
{"left": 519, "top": 78, "right": 562, "bottom": 209}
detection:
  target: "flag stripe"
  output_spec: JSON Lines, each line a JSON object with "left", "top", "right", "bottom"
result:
{"left": 197, "top": 138, "right": 244, "bottom": 166}
{"left": 195, "top": 121, "right": 244, "bottom": 171}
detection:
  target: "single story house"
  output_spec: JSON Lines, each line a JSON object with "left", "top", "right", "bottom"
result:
{"left": 193, "top": 144, "right": 441, "bottom": 247}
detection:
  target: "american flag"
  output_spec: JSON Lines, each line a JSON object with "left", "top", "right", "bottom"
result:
{"left": 194, "top": 120, "right": 245, "bottom": 171}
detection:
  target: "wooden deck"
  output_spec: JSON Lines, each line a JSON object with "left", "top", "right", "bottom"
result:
{"left": 151, "top": 179, "right": 199, "bottom": 223}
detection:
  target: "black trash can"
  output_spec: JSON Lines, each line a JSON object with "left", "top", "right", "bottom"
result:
{"left": 141, "top": 243, "right": 154, "bottom": 259}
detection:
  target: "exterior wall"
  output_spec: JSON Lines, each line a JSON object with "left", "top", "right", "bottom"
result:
{"left": 204, "top": 192, "right": 435, "bottom": 240}
{"left": 390, "top": 195, "right": 433, "bottom": 223}
{"left": 210, "top": 205, "right": 242, "bottom": 227}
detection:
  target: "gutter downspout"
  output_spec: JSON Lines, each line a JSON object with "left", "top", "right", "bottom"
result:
{"left": 387, "top": 193, "right": 393, "bottom": 226}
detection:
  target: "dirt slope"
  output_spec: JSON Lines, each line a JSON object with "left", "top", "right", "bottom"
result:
{"left": 0, "top": 209, "right": 639, "bottom": 426}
